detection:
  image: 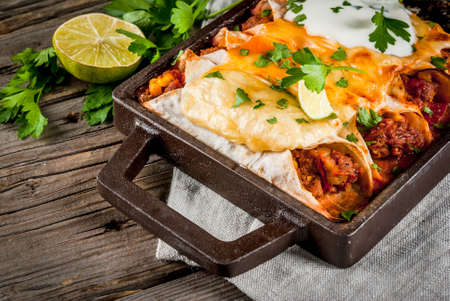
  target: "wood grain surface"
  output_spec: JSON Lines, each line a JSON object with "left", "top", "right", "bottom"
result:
{"left": 0, "top": 1, "right": 250, "bottom": 300}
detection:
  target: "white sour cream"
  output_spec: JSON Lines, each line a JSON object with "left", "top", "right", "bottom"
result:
{"left": 284, "top": 0, "right": 416, "bottom": 57}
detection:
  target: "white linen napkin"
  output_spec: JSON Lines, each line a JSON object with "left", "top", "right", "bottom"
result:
{"left": 156, "top": 1, "right": 450, "bottom": 300}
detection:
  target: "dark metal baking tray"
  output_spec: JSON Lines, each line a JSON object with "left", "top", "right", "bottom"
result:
{"left": 97, "top": 0, "right": 450, "bottom": 277}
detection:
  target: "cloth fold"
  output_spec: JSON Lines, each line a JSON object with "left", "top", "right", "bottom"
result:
{"left": 156, "top": 169, "right": 449, "bottom": 301}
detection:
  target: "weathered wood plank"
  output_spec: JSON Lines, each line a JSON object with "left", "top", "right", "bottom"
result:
{"left": 118, "top": 272, "right": 252, "bottom": 301}
{"left": 0, "top": 0, "right": 108, "bottom": 34}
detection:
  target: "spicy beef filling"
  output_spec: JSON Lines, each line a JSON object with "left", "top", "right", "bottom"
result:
{"left": 402, "top": 69, "right": 450, "bottom": 139}
{"left": 361, "top": 115, "right": 426, "bottom": 191}
{"left": 292, "top": 147, "right": 362, "bottom": 199}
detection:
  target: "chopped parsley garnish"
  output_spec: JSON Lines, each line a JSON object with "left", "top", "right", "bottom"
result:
{"left": 204, "top": 71, "right": 224, "bottom": 79}
{"left": 270, "top": 42, "right": 292, "bottom": 63}
{"left": 281, "top": 47, "right": 363, "bottom": 93}
{"left": 365, "top": 140, "right": 377, "bottom": 146}
{"left": 417, "top": 36, "right": 424, "bottom": 40}
{"left": 356, "top": 108, "right": 382, "bottom": 131}
{"left": 369, "top": 7, "right": 411, "bottom": 53}
{"left": 354, "top": 6, "right": 362, "bottom": 10}
{"left": 287, "top": 0, "right": 305, "bottom": 13}
{"left": 232, "top": 88, "right": 251, "bottom": 108}
{"left": 240, "top": 48, "right": 249, "bottom": 56}
{"left": 341, "top": 210, "right": 359, "bottom": 221}
{"left": 342, "top": 1, "right": 351, "bottom": 6}
{"left": 343, "top": 121, "right": 349, "bottom": 126}
{"left": 269, "top": 82, "right": 289, "bottom": 93}
{"left": 327, "top": 112, "right": 339, "bottom": 120}
{"left": 410, "top": 144, "right": 421, "bottom": 154}
{"left": 331, "top": 7, "right": 343, "bottom": 13}
{"left": 254, "top": 55, "right": 271, "bottom": 67}
{"left": 433, "top": 123, "right": 449, "bottom": 129}
{"left": 253, "top": 100, "right": 265, "bottom": 110}
{"left": 371, "top": 163, "right": 382, "bottom": 171}
{"left": 430, "top": 56, "right": 447, "bottom": 71}
{"left": 346, "top": 133, "right": 358, "bottom": 143}
{"left": 336, "top": 77, "right": 348, "bottom": 88}
{"left": 294, "top": 14, "right": 307, "bottom": 26}
{"left": 296, "top": 118, "right": 309, "bottom": 124}
{"left": 280, "top": 60, "right": 293, "bottom": 69}
{"left": 171, "top": 49, "right": 184, "bottom": 65}
{"left": 427, "top": 21, "right": 436, "bottom": 27}
{"left": 392, "top": 165, "right": 401, "bottom": 175}
{"left": 266, "top": 117, "right": 277, "bottom": 124}
{"left": 277, "top": 98, "right": 288, "bottom": 109}
{"left": 423, "top": 106, "right": 433, "bottom": 115}
{"left": 233, "top": 25, "right": 240, "bottom": 31}
{"left": 411, "top": 45, "right": 417, "bottom": 52}
{"left": 261, "top": 9, "right": 271, "bottom": 17}
{"left": 331, "top": 47, "right": 347, "bottom": 61}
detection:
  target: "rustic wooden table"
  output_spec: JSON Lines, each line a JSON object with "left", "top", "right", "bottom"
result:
{"left": 0, "top": 1, "right": 251, "bottom": 300}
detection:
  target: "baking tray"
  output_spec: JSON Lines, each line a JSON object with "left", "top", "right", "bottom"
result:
{"left": 97, "top": 0, "right": 450, "bottom": 277}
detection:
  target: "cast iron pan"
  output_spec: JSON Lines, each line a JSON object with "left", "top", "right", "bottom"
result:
{"left": 97, "top": 0, "right": 450, "bottom": 277}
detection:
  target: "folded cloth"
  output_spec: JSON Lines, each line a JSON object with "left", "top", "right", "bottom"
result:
{"left": 157, "top": 169, "right": 450, "bottom": 301}
{"left": 156, "top": 1, "right": 449, "bottom": 300}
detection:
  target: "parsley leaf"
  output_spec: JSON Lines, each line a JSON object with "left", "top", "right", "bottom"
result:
{"left": 261, "top": 9, "right": 271, "bottom": 17}
{"left": 296, "top": 118, "right": 309, "bottom": 124}
{"left": 253, "top": 100, "right": 265, "bottom": 109}
{"left": 331, "top": 47, "right": 347, "bottom": 61}
{"left": 331, "top": 7, "right": 343, "bottom": 13}
{"left": 233, "top": 88, "right": 251, "bottom": 108}
{"left": 356, "top": 108, "right": 382, "bottom": 131}
{"left": 81, "top": 84, "right": 116, "bottom": 126}
{"left": 346, "top": 133, "right": 358, "bottom": 143}
{"left": 0, "top": 47, "right": 67, "bottom": 139}
{"left": 266, "top": 117, "right": 277, "bottom": 124}
{"left": 430, "top": 56, "right": 447, "bottom": 71}
{"left": 371, "top": 163, "right": 382, "bottom": 171}
{"left": 336, "top": 77, "right": 348, "bottom": 88}
{"left": 254, "top": 55, "right": 272, "bottom": 67}
{"left": 369, "top": 7, "right": 411, "bottom": 53}
{"left": 204, "top": 71, "right": 224, "bottom": 79}
{"left": 240, "top": 48, "right": 250, "bottom": 56}
{"left": 277, "top": 98, "right": 288, "bottom": 109}
{"left": 341, "top": 210, "right": 359, "bottom": 221}
{"left": 423, "top": 106, "right": 433, "bottom": 115}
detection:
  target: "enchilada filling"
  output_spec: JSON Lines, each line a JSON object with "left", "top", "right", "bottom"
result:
{"left": 360, "top": 114, "right": 426, "bottom": 191}
{"left": 292, "top": 147, "right": 362, "bottom": 199}
{"left": 402, "top": 69, "right": 450, "bottom": 138}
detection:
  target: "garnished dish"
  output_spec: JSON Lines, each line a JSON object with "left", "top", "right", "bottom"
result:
{"left": 135, "top": 0, "right": 449, "bottom": 221}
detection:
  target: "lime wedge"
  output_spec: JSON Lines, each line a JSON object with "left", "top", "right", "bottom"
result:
{"left": 53, "top": 13, "right": 143, "bottom": 84}
{"left": 297, "top": 80, "right": 335, "bottom": 120}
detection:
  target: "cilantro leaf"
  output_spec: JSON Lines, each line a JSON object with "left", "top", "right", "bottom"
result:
{"left": 204, "top": 71, "right": 224, "bottom": 79}
{"left": 81, "top": 84, "right": 116, "bottom": 126}
{"left": 342, "top": 1, "right": 351, "bottom": 6}
{"left": 336, "top": 77, "right": 348, "bottom": 88}
{"left": 365, "top": 140, "right": 376, "bottom": 146}
{"left": 116, "top": 29, "right": 159, "bottom": 61}
{"left": 277, "top": 98, "right": 288, "bottom": 109}
{"left": 331, "top": 7, "right": 343, "bottom": 13}
{"left": 254, "top": 55, "right": 272, "bottom": 67}
{"left": 266, "top": 117, "right": 277, "bottom": 124}
{"left": 423, "top": 106, "right": 433, "bottom": 115}
{"left": 371, "top": 163, "right": 382, "bottom": 171}
{"left": 296, "top": 118, "right": 309, "bottom": 124}
{"left": 369, "top": 7, "right": 411, "bottom": 53}
{"left": 392, "top": 165, "right": 401, "bottom": 175}
{"left": 346, "top": 133, "right": 358, "bottom": 143}
{"left": 294, "top": 14, "right": 306, "bottom": 26}
{"left": 171, "top": 1, "right": 195, "bottom": 35}
{"left": 253, "top": 100, "right": 265, "bottom": 109}
{"left": 301, "top": 64, "right": 330, "bottom": 92}
{"left": 331, "top": 47, "right": 347, "bottom": 61}
{"left": 341, "top": 210, "right": 358, "bottom": 221}
{"left": 261, "top": 9, "right": 271, "bottom": 17}
{"left": 430, "top": 56, "right": 447, "bottom": 71}
{"left": 240, "top": 48, "right": 249, "bottom": 56}
{"left": 0, "top": 47, "right": 67, "bottom": 139}
{"left": 233, "top": 88, "right": 251, "bottom": 108}
{"left": 356, "top": 108, "right": 382, "bottom": 131}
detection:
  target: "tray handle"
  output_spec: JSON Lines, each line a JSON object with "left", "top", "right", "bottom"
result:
{"left": 97, "top": 122, "right": 307, "bottom": 277}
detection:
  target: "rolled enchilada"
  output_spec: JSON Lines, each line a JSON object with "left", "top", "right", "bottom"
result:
{"left": 138, "top": 0, "right": 449, "bottom": 221}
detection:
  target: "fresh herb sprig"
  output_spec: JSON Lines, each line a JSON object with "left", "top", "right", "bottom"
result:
{"left": 369, "top": 6, "right": 411, "bottom": 53}
{"left": 0, "top": 48, "right": 67, "bottom": 139}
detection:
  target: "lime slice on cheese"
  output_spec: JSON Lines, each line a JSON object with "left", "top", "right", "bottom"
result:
{"left": 297, "top": 80, "right": 335, "bottom": 120}
{"left": 53, "top": 13, "right": 143, "bottom": 84}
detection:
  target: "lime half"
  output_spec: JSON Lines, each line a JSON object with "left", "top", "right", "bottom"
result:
{"left": 297, "top": 80, "right": 335, "bottom": 120}
{"left": 53, "top": 13, "right": 143, "bottom": 84}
